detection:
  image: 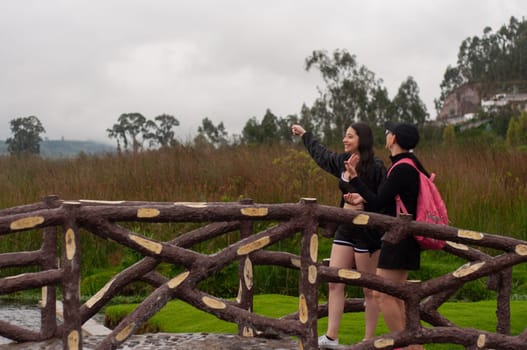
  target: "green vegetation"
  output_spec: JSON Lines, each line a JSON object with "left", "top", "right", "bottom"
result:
{"left": 506, "top": 111, "right": 527, "bottom": 149}
{"left": 1, "top": 140, "right": 527, "bottom": 300}
{"left": 1, "top": 14, "right": 526, "bottom": 348}
{"left": 107, "top": 113, "right": 181, "bottom": 152}
{"left": 104, "top": 294, "right": 527, "bottom": 349}
{"left": 4, "top": 116, "right": 46, "bottom": 156}
{"left": 437, "top": 16, "right": 527, "bottom": 110}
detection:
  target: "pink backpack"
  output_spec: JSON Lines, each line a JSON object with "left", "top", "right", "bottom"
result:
{"left": 387, "top": 158, "right": 447, "bottom": 250}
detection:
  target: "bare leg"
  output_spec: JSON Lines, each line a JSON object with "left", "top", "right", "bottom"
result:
{"left": 325, "top": 244, "right": 355, "bottom": 340}
{"left": 354, "top": 250, "right": 380, "bottom": 339}
{"left": 374, "top": 268, "right": 407, "bottom": 331}
{"left": 374, "top": 268, "right": 423, "bottom": 350}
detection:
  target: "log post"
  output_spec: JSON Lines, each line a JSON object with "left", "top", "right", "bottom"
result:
{"left": 297, "top": 198, "right": 319, "bottom": 350}
{"left": 61, "top": 202, "right": 82, "bottom": 350}
{"left": 40, "top": 226, "right": 58, "bottom": 339}
{"left": 237, "top": 198, "right": 256, "bottom": 337}
{"left": 496, "top": 267, "right": 512, "bottom": 335}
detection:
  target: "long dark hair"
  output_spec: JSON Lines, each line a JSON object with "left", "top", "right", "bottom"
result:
{"left": 350, "top": 122, "right": 375, "bottom": 179}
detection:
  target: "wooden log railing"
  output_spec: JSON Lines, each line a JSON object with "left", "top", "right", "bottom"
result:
{"left": 0, "top": 195, "right": 526, "bottom": 349}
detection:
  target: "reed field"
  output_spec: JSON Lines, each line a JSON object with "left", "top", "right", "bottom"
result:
{"left": 1, "top": 142, "right": 527, "bottom": 299}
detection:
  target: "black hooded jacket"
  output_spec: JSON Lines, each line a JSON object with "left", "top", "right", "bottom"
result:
{"left": 301, "top": 131, "right": 386, "bottom": 210}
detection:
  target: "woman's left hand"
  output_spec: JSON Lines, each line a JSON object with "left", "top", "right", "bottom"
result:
{"left": 344, "top": 153, "right": 359, "bottom": 179}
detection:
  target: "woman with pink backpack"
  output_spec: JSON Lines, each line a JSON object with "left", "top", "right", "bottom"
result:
{"left": 344, "top": 121, "right": 428, "bottom": 350}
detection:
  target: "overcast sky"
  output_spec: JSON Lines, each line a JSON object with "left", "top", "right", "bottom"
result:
{"left": 0, "top": 1, "right": 524, "bottom": 144}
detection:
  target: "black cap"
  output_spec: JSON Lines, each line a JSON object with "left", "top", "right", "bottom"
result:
{"left": 385, "top": 121, "right": 419, "bottom": 150}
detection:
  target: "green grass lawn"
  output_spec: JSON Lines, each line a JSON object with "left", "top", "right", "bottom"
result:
{"left": 105, "top": 294, "right": 527, "bottom": 349}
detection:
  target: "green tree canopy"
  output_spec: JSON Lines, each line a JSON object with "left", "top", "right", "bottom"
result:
{"left": 5, "top": 116, "right": 46, "bottom": 156}
{"left": 297, "top": 103, "right": 317, "bottom": 137}
{"left": 389, "top": 76, "right": 429, "bottom": 125}
{"left": 241, "top": 117, "right": 261, "bottom": 144}
{"left": 144, "top": 114, "right": 180, "bottom": 148}
{"left": 242, "top": 109, "right": 279, "bottom": 144}
{"left": 241, "top": 109, "right": 295, "bottom": 145}
{"left": 305, "top": 49, "right": 386, "bottom": 145}
{"left": 107, "top": 113, "right": 147, "bottom": 152}
{"left": 436, "top": 16, "right": 527, "bottom": 112}
{"left": 196, "top": 117, "right": 228, "bottom": 147}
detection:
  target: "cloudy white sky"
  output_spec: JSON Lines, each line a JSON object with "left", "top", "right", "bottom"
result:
{"left": 0, "top": 1, "right": 524, "bottom": 144}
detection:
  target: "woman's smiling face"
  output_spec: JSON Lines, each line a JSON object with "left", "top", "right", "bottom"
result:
{"left": 343, "top": 126, "right": 359, "bottom": 153}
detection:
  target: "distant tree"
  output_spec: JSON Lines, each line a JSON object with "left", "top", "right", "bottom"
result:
{"left": 435, "top": 66, "right": 463, "bottom": 112}
{"left": 276, "top": 114, "right": 298, "bottom": 143}
{"left": 144, "top": 114, "right": 180, "bottom": 148}
{"left": 389, "top": 76, "right": 428, "bottom": 125}
{"left": 309, "top": 98, "right": 333, "bottom": 142}
{"left": 368, "top": 86, "right": 392, "bottom": 126}
{"left": 107, "top": 113, "right": 147, "bottom": 152}
{"left": 196, "top": 117, "right": 228, "bottom": 147}
{"left": 240, "top": 109, "right": 298, "bottom": 145}
{"left": 368, "top": 85, "right": 392, "bottom": 143}
{"left": 260, "top": 109, "right": 279, "bottom": 142}
{"left": 436, "top": 16, "right": 527, "bottom": 112}
{"left": 241, "top": 117, "right": 261, "bottom": 144}
{"left": 297, "top": 103, "right": 318, "bottom": 137}
{"left": 487, "top": 105, "right": 515, "bottom": 138}
{"left": 305, "top": 49, "right": 384, "bottom": 145}
{"left": 5, "top": 116, "right": 46, "bottom": 156}
{"left": 242, "top": 109, "right": 282, "bottom": 144}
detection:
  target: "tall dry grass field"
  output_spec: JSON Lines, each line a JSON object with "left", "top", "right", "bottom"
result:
{"left": 418, "top": 145, "right": 527, "bottom": 240}
{"left": 1, "top": 144, "right": 526, "bottom": 236}
{"left": 0, "top": 145, "right": 338, "bottom": 207}
{"left": 1, "top": 143, "right": 526, "bottom": 278}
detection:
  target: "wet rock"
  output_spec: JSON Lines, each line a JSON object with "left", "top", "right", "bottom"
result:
{"left": 0, "top": 333, "right": 299, "bottom": 350}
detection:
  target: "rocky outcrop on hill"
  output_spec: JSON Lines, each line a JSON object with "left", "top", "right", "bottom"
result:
{"left": 437, "top": 84, "right": 481, "bottom": 121}
{"left": 437, "top": 81, "right": 527, "bottom": 123}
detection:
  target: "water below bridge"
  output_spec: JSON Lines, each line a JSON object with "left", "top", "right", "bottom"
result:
{"left": 0, "top": 301, "right": 299, "bottom": 349}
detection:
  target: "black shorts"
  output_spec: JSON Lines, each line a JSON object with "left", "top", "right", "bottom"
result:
{"left": 378, "top": 237, "right": 420, "bottom": 270}
{"left": 333, "top": 224, "right": 383, "bottom": 254}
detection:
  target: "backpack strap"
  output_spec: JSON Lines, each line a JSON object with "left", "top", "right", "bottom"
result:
{"left": 389, "top": 157, "right": 435, "bottom": 181}
{"left": 387, "top": 157, "right": 417, "bottom": 176}
{"left": 395, "top": 194, "right": 409, "bottom": 215}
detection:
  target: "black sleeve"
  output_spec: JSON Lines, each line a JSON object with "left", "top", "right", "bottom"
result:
{"left": 363, "top": 159, "right": 387, "bottom": 212}
{"left": 350, "top": 163, "right": 417, "bottom": 212}
{"left": 373, "top": 158, "right": 387, "bottom": 191}
{"left": 339, "top": 158, "right": 387, "bottom": 213}
{"left": 302, "top": 131, "right": 347, "bottom": 178}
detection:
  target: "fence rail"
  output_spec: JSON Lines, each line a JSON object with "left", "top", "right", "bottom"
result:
{"left": 0, "top": 195, "right": 526, "bottom": 349}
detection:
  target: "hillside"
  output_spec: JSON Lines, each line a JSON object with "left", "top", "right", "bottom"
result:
{"left": 0, "top": 139, "right": 115, "bottom": 158}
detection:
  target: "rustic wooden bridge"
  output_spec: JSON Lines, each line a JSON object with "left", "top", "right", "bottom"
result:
{"left": 0, "top": 195, "right": 526, "bottom": 349}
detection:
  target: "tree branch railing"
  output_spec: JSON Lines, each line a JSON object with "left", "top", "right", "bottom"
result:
{"left": 0, "top": 195, "right": 526, "bottom": 349}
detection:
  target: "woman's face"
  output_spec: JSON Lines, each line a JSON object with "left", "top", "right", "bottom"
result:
{"left": 343, "top": 127, "right": 359, "bottom": 153}
{"left": 385, "top": 129, "right": 395, "bottom": 150}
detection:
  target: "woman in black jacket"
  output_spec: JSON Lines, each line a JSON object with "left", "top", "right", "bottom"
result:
{"left": 292, "top": 123, "right": 386, "bottom": 347}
